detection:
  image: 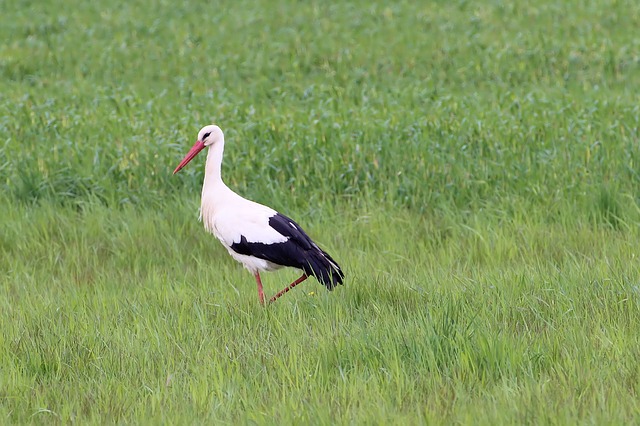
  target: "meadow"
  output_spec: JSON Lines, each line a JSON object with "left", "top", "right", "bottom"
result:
{"left": 1, "top": 0, "right": 640, "bottom": 423}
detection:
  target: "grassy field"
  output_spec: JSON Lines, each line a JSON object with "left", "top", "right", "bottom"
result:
{"left": 2, "top": 0, "right": 640, "bottom": 423}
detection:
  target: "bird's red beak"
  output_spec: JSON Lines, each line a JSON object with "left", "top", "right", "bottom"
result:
{"left": 173, "top": 140, "right": 206, "bottom": 174}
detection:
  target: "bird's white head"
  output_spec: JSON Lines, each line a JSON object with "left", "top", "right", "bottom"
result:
{"left": 173, "top": 125, "right": 224, "bottom": 174}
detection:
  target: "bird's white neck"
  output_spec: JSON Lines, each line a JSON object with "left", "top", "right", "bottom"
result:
{"left": 200, "top": 139, "right": 239, "bottom": 232}
{"left": 202, "top": 140, "right": 227, "bottom": 197}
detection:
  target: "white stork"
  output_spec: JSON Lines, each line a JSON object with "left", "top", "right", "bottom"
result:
{"left": 173, "top": 125, "right": 344, "bottom": 305}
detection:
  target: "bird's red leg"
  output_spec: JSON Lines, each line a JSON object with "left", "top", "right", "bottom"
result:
{"left": 255, "top": 272, "right": 265, "bottom": 306}
{"left": 269, "top": 274, "right": 308, "bottom": 304}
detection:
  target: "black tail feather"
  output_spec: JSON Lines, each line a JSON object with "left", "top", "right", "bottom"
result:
{"left": 302, "top": 249, "right": 344, "bottom": 290}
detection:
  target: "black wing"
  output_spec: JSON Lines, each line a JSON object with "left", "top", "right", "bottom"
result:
{"left": 230, "top": 213, "right": 344, "bottom": 290}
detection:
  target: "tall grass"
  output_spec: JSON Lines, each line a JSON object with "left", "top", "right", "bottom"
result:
{"left": 2, "top": 200, "right": 639, "bottom": 423}
{"left": 2, "top": 0, "right": 640, "bottom": 423}
{"left": 2, "top": 0, "right": 639, "bottom": 216}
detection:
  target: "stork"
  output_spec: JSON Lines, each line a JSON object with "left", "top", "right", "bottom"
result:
{"left": 173, "top": 125, "right": 344, "bottom": 305}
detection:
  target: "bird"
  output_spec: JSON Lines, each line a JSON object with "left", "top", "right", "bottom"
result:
{"left": 173, "top": 124, "right": 344, "bottom": 305}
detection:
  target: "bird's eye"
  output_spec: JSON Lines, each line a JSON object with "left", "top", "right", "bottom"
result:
{"left": 202, "top": 132, "right": 211, "bottom": 140}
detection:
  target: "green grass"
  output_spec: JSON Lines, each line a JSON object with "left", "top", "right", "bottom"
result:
{"left": 2, "top": 0, "right": 640, "bottom": 423}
